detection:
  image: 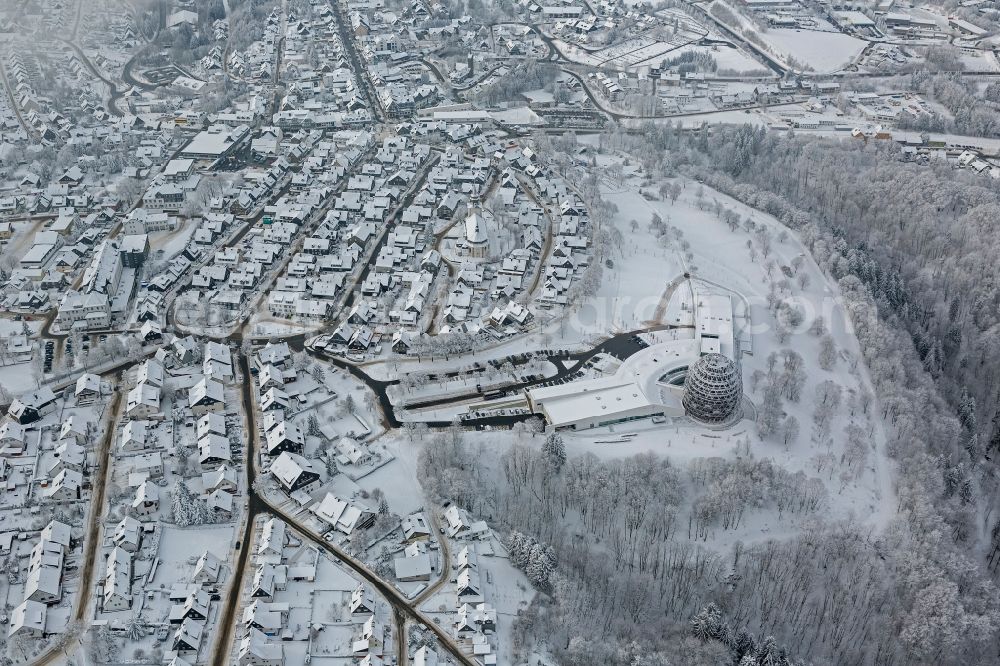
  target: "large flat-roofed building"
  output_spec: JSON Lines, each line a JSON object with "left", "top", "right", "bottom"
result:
{"left": 143, "top": 182, "right": 185, "bottom": 212}
{"left": 20, "top": 231, "right": 63, "bottom": 270}
{"left": 741, "top": 0, "right": 798, "bottom": 7}
{"left": 528, "top": 378, "right": 678, "bottom": 431}
{"left": 527, "top": 337, "right": 699, "bottom": 430}
{"left": 124, "top": 209, "right": 176, "bottom": 235}
{"left": 694, "top": 292, "right": 735, "bottom": 357}
{"left": 163, "top": 157, "right": 196, "bottom": 181}
{"left": 19, "top": 243, "right": 58, "bottom": 270}
{"left": 541, "top": 5, "right": 584, "bottom": 19}
{"left": 180, "top": 124, "right": 250, "bottom": 160}
{"left": 57, "top": 291, "right": 111, "bottom": 331}
{"left": 883, "top": 12, "right": 937, "bottom": 28}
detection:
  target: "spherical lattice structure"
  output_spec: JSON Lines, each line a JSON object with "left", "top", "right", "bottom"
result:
{"left": 682, "top": 353, "right": 742, "bottom": 423}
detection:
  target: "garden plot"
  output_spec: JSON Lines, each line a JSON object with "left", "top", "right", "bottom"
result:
{"left": 598, "top": 37, "right": 680, "bottom": 68}
{"left": 415, "top": 531, "right": 532, "bottom": 663}
{"left": 308, "top": 561, "right": 397, "bottom": 664}
{"left": 0, "top": 353, "right": 41, "bottom": 397}
{"left": 150, "top": 525, "right": 235, "bottom": 589}
{"left": 117, "top": 525, "right": 236, "bottom": 659}
{"left": 292, "top": 363, "right": 384, "bottom": 451}
{"left": 350, "top": 442, "right": 426, "bottom": 517}
{"left": 558, "top": 34, "right": 699, "bottom": 70}
{"left": 308, "top": 587, "right": 359, "bottom": 665}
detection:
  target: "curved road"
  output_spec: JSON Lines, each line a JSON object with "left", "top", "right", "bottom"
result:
{"left": 59, "top": 38, "right": 126, "bottom": 117}
{"left": 309, "top": 323, "right": 679, "bottom": 428}
{"left": 209, "top": 352, "right": 480, "bottom": 666}
{"left": 684, "top": 2, "right": 787, "bottom": 76}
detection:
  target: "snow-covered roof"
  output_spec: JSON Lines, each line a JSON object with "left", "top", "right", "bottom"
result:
{"left": 126, "top": 382, "right": 161, "bottom": 414}
{"left": 464, "top": 211, "right": 488, "bottom": 245}
{"left": 239, "top": 628, "right": 283, "bottom": 662}
{"left": 75, "top": 372, "right": 101, "bottom": 395}
{"left": 189, "top": 377, "right": 224, "bottom": 408}
{"left": 269, "top": 452, "right": 316, "bottom": 491}
{"left": 259, "top": 517, "right": 286, "bottom": 558}
{"left": 312, "top": 492, "right": 374, "bottom": 534}
{"left": 193, "top": 551, "right": 222, "bottom": 582}
{"left": 103, "top": 547, "right": 132, "bottom": 604}
{"left": 137, "top": 358, "right": 165, "bottom": 387}
{"left": 9, "top": 599, "right": 46, "bottom": 636}
{"left": 199, "top": 433, "right": 231, "bottom": 463}
{"left": 526, "top": 336, "right": 701, "bottom": 430}
{"left": 113, "top": 516, "right": 142, "bottom": 548}
{"left": 197, "top": 412, "right": 227, "bottom": 439}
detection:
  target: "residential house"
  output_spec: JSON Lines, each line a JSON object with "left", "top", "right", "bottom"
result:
{"left": 269, "top": 452, "right": 321, "bottom": 494}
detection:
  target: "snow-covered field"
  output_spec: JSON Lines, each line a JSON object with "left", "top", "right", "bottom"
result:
{"left": 490, "top": 107, "right": 544, "bottom": 125}
{"left": 353, "top": 435, "right": 426, "bottom": 516}
{"left": 763, "top": 28, "right": 867, "bottom": 73}
{"left": 647, "top": 43, "right": 768, "bottom": 74}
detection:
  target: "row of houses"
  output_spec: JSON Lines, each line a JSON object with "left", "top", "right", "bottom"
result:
{"left": 9, "top": 520, "right": 72, "bottom": 637}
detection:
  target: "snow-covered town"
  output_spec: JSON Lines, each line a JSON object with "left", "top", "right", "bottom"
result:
{"left": 3, "top": 0, "right": 1000, "bottom": 664}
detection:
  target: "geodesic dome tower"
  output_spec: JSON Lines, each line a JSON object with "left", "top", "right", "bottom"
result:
{"left": 682, "top": 353, "right": 742, "bottom": 423}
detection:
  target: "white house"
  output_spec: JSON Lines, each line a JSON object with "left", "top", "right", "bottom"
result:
{"left": 258, "top": 518, "right": 286, "bottom": 562}
{"left": 126, "top": 382, "right": 161, "bottom": 419}
{"left": 239, "top": 628, "right": 284, "bottom": 666}
{"left": 9, "top": 600, "right": 47, "bottom": 637}
{"left": 172, "top": 618, "right": 204, "bottom": 657}
{"left": 45, "top": 468, "right": 83, "bottom": 501}
{"left": 189, "top": 377, "right": 225, "bottom": 415}
{"left": 193, "top": 551, "right": 223, "bottom": 584}
{"left": 269, "top": 452, "right": 320, "bottom": 494}
{"left": 75, "top": 373, "right": 102, "bottom": 404}
{"left": 199, "top": 433, "right": 232, "bottom": 468}
{"left": 25, "top": 535, "right": 64, "bottom": 604}
{"left": 103, "top": 547, "right": 132, "bottom": 612}
{"left": 0, "top": 421, "right": 26, "bottom": 456}
{"left": 311, "top": 493, "right": 376, "bottom": 535}
{"left": 132, "top": 480, "right": 160, "bottom": 517}
{"left": 112, "top": 516, "right": 143, "bottom": 553}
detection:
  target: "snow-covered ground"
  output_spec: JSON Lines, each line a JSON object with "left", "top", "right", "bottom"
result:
{"left": 659, "top": 43, "right": 770, "bottom": 74}
{"left": 149, "top": 218, "right": 198, "bottom": 260}
{"left": 0, "top": 316, "right": 42, "bottom": 394}
{"left": 353, "top": 434, "right": 426, "bottom": 516}
{"left": 589, "top": 161, "right": 892, "bottom": 529}
{"left": 762, "top": 28, "right": 867, "bottom": 73}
